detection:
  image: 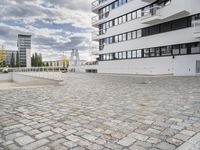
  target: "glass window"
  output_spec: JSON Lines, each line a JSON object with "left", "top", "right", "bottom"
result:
{"left": 115, "top": 53, "right": 119, "bottom": 59}
{"left": 132, "top": 11, "right": 136, "bottom": 19}
{"left": 114, "top": 1, "right": 119, "bottom": 8}
{"left": 142, "top": 6, "right": 150, "bottom": 16}
{"left": 122, "top": 15, "right": 126, "bottom": 23}
{"left": 119, "top": 17, "right": 122, "bottom": 24}
{"left": 161, "top": 46, "right": 172, "bottom": 56}
{"left": 172, "top": 45, "right": 180, "bottom": 55}
{"left": 191, "top": 43, "right": 200, "bottom": 54}
{"left": 127, "top": 51, "right": 132, "bottom": 58}
{"left": 137, "top": 9, "right": 142, "bottom": 18}
{"left": 123, "top": 51, "right": 127, "bottom": 59}
{"left": 132, "top": 31, "right": 136, "bottom": 39}
{"left": 180, "top": 44, "right": 187, "bottom": 54}
{"left": 115, "top": 35, "right": 119, "bottom": 43}
{"left": 127, "top": 13, "right": 132, "bottom": 21}
{"left": 150, "top": 48, "right": 156, "bottom": 57}
{"left": 122, "top": 33, "right": 127, "bottom": 41}
{"left": 132, "top": 51, "right": 137, "bottom": 58}
{"left": 156, "top": 48, "right": 160, "bottom": 56}
{"left": 115, "top": 18, "right": 118, "bottom": 25}
{"left": 137, "top": 30, "right": 142, "bottom": 38}
{"left": 106, "top": 54, "right": 110, "bottom": 60}
{"left": 165, "top": 0, "right": 171, "bottom": 6}
{"left": 119, "top": 34, "right": 122, "bottom": 42}
{"left": 110, "top": 53, "right": 113, "bottom": 60}
{"left": 103, "top": 54, "right": 106, "bottom": 60}
{"left": 144, "top": 49, "right": 150, "bottom": 57}
{"left": 137, "top": 50, "right": 142, "bottom": 58}
{"left": 119, "top": 52, "right": 122, "bottom": 59}
{"left": 109, "top": 20, "right": 113, "bottom": 27}
{"left": 127, "top": 32, "right": 132, "bottom": 40}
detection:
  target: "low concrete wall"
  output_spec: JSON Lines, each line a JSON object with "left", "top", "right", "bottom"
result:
{"left": 0, "top": 73, "right": 12, "bottom": 82}
{"left": 12, "top": 73, "right": 60, "bottom": 86}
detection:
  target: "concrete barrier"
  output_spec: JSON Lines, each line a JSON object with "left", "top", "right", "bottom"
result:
{"left": 0, "top": 73, "right": 12, "bottom": 82}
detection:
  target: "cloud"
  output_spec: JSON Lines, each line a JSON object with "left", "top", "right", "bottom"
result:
{"left": 0, "top": 0, "right": 98, "bottom": 61}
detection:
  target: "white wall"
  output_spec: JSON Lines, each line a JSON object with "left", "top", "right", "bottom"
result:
{"left": 98, "top": 54, "right": 200, "bottom": 76}
{"left": 0, "top": 73, "right": 12, "bottom": 82}
{"left": 26, "top": 49, "right": 31, "bottom": 68}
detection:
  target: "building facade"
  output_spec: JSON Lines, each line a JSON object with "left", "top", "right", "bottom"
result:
{"left": 17, "top": 34, "right": 31, "bottom": 67}
{"left": 92, "top": 0, "right": 200, "bottom": 76}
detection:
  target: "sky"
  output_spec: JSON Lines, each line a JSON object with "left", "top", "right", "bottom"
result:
{"left": 0, "top": 0, "right": 98, "bottom": 61}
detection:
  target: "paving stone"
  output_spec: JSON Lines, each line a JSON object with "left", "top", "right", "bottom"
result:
{"left": 22, "top": 139, "right": 49, "bottom": 150}
{"left": 27, "top": 129, "right": 41, "bottom": 136}
{"left": 180, "top": 130, "right": 195, "bottom": 136}
{"left": 5, "top": 132, "right": 24, "bottom": 140}
{"left": 155, "top": 142, "right": 176, "bottom": 150}
{"left": 63, "top": 141, "right": 77, "bottom": 148}
{"left": 128, "top": 132, "right": 149, "bottom": 141}
{"left": 35, "top": 131, "right": 54, "bottom": 139}
{"left": 15, "top": 135, "right": 35, "bottom": 146}
{"left": 118, "top": 136, "right": 136, "bottom": 147}
{"left": 82, "top": 134, "right": 98, "bottom": 142}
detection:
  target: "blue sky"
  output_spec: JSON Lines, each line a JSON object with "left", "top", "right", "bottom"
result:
{"left": 0, "top": 0, "right": 97, "bottom": 60}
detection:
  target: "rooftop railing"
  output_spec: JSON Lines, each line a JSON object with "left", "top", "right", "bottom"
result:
{"left": 92, "top": 0, "right": 108, "bottom": 9}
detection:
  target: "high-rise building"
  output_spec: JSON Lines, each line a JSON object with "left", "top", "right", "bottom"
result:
{"left": 17, "top": 34, "right": 31, "bottom": 67}
{"left": 92, "top": 0, "right": 200, "bottom": 76}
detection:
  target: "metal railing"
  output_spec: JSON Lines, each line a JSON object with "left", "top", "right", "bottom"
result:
{"left": 92, "top": 11, "right": 110, "bottom": 24}
{"left": 92, "top": 29, "right": 107, "bottom": 39}
{"left": 92, "top": 0, "right": 108, "bottom": 9}
{"left": 11, "top": 67, "right": 66, "bottom": 81}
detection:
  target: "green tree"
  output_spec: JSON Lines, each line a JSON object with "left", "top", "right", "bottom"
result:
{"left": 31, "top": 52, "right": 43, "bottom": 67}
{"left": 16, "top": 51, "right": 20, "bottom": 67}
{"left": 10, "top": 52, "right": 15, "bottom": 67}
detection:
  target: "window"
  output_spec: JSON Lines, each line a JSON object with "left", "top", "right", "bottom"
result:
{"left": 115, "top": 18, "right": 118, "bottom": 25}
{"left": 119, "top": 34, "right": 122, "bottom": 42}
{"left": 150, "top": 48, "right": 156, "bottom": 57}
{"left": 156, "top": 48, "right": 161, "bottom": 56}
{"left": 122, "top": 51, "right": 127, "bottom": 59}
{"left": 160, "top": 22, "right": 171, "bottom": 33}
{"left": 132, "top": 11, "right": 136, "bottom": 19}
{"left": 161, "top": 46, "right": 171, "bottom": 56}
{"left": 122, "top": 15, "right": 127, "bottom": 23}
{"left": 132, "top": 31, "right": 136, "bottom": 39}
{"left": 109, "top": 20, "right": 113, "bottom": 27}
{"left": 137, "top": 9, "right": 142, "bottom": 18}
{"left": 122, "top": 33, "right": 127, "bottom": 41}
{"left": 115, "top": 53, "right": 119, "bottom": 59}
{"left": 132, "top": 51, "right": 137, "bottom": 58}
{"left": 127, "top": 51, "right": 132, "bottom": 58}
{"left": 172, "top": 18, "right": 188, "bottom": 30}
{"left": 137, "top": 50, "right": 142, "bottom": 58}
{"left": 119, "top": 17, "right": 122, "bottom": 24}
{"left": 180, "top": 44, "right": 187, "bottom": 54}
{"left": 114, "top": 1, "right": 119, "bottom": 8}
{"left": 115, "top": 35, "right": 119, "bottom": 43}
{"left": 127, "top": 32, "right": 132, "bottom": 40}
{"left": 149, "top": 25, "right": 160, "bottom": 35}
{"left": 142, "top": 28, "right": 149, "bottom": 37}
{"left": 191, "top": 43, "right": 200, "bottom": 54}
{"left": 172, "top": 45, "right": 180, "bottom": 55}
{"left": 165, "top": 0, "right": 171, "bottom": 6}
{"left": 137, "top": 30, "right": 142, "bottom": 38}
{"left": 119, "top": 52, "right": 122, "bottom": 59}
{"left": 127, "top": 13, "right": 132, "bottom": 21}
{"left": 144, "top": 49, "right": 150, "bottom": 57}
{"left": 142, "top": 6, "right": 151, "bottom": 16}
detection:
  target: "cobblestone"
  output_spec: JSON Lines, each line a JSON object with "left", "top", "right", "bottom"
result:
{"left": 0, "top": 73, "right": 200, "bottom": 150}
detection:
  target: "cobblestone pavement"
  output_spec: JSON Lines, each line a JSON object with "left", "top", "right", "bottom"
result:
{"left": 0, "top": 73, "right": 200, "bottom": 150}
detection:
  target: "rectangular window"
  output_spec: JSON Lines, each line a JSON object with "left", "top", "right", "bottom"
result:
{"left": 161, "top": 46, "right": 172, "bottom": 56}
{"left": 122, "top": 15, "right": 126, "bottom": 23}
{"left": 191, "top": 43, "right": 200, "bottom": 54}
{"left": 132, "top": 11, "right": 136, "bottom": 19}
{"left": 142, "top": 28, "right": 149, "bottom": 37}
{"left": 114, "top": 1, "right": 119, "bottom": 8}
{"left": 180, "top": 44, "right": 187, "bottom": 54}
{"left": 156, "top": 47, "right": 160, "bottom": 56}
{"left": 160, "top": 22, "right": 172, "bottom": 33}
{"left": 132, "top": 51, "right": 137, "bottom": 58}
{"left": 127, "top": 32, "right": 132, "bottom": 40}
{"left": 115, "top": 35, "right": 119, "bottom": 43}
{"left": 109, "top": 20, "right": 113, "bottom": 27}
{"left": 132, "top": 31, "right": 136, "bottom": 39}
{"left": 122, "top": 33, "right": 127, "bottom": 41}
{"left": 137, "top": 30, "right": 142, "bottom": 38}
{"left": 115, "top": 53, "right": 119, "bottom": 59}
{"left": 144, "top": 48, "right": 150, "bottom": 57}
{"left": 127, "top": 51, "right": 132, "bottom": 58}
{"left": 150, "top": 48, "right": 156, "bottom": 57}
{"left": 127, "top": 13, "right": 132, "bottom": 21}
{"left": 137, "top": 9, "right": 142, "bottom": 18}
{"left": 149, "top": 25, "right": 160, "bottom": 35}
{"left": 172, "top": 45, "right": 180, "bottom": 55}
{"left": 137, "top": 50, "right": 142, "bottom": 58}
{"left": 119, "top": 34, "right": 122, "bottom": 42}
{"left": 172, "top": 18, "right": 188, "bottom": 30}
{"left": 115, "top": 18, "right": 118, "bottom": 25}
{"left": 119, "top": 17, "right": 122, "bottom": 24}
{"left": 119, "top": 52, "right": 123, "bottom": 59}
{"left": 123, "top": 51, "right": 127, "bottom": 59}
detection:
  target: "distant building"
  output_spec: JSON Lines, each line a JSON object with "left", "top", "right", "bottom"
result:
{"left": 17, "top": 34, "right": 31, "bottom": 67}
{"left": 4, "top": 50, "right": 17, "bottom": 66}
{"left": 69, "top": 49, "right": 80, "bottom": 66}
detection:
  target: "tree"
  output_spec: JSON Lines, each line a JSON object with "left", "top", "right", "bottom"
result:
{"left": 10, "top": 52, "right": 15, "bottom": 67}
{"left": 0, "top": 46, "right": 5, "bottom": 67}
{"left": 31, "top": 52, "right": 43, "bottom": 67}
{"left": 16, "top": 51, "right": 20, "bottom": 67}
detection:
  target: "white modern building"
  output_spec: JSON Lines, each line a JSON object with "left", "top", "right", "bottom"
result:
{"left": 92, "top": 0, "right": 200, "bottom": 76}
{"left": 17, "top": 34, "right": 31, "bottom": 67}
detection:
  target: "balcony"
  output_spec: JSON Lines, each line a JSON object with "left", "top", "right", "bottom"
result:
{"left": 194, "top": 20, "right": 200, "bottom": 38}
{"left": 141, "top": 0, "right": 156, "bottom": 3}
{"left": 92, "top": 0, "right": 114, "bottom": 13}
{"left": 92, "top": 12, "right": 110, "bottom": 27}
{"left": 92, "top": 29, "right": 107, "bottom": 41}
{"left": 141, "top": 0, "right": 190, "bottom": 24}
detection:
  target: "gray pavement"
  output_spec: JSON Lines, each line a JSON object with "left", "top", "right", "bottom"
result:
{"left": 0, "top": 73, "right": 200, "bottom": 150}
